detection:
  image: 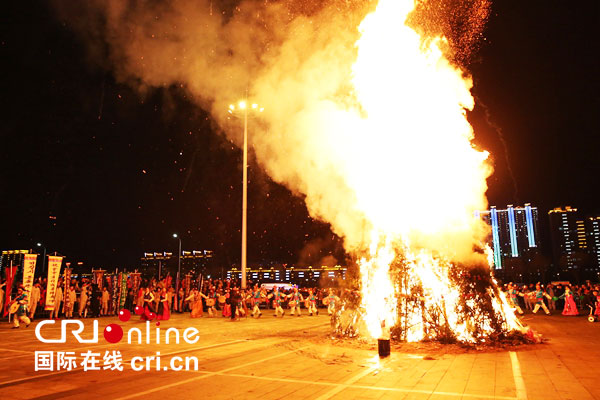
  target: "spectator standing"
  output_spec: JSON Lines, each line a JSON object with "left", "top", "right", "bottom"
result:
{"left": 101, "top": 287, "right": 110, "bottom": 315}
{"left": 51, "top": 285, "right": 63, "bottom": 319}
{"left": 79, "top": 282, "right": 89, "bottom": 317}
{"left": 29, "top": 283, "right": 41, "bottom": 320}
{"left": 555, "top": 285, "right": 565, "bottom": 310}
{"left": 64, "top": 286, "right": 76, "bottom": 318}
{"left": 547, "top": 284, "right": 556, "bottom": 311}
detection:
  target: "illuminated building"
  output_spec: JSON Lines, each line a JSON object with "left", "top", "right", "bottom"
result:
{"left": 547, "top": 208, "right": 600, "bottom": 279}
{"left": 0, "top": 249, "right": 30, "bottom": 273}
{"left": 140, "top": 250, "right": 214, "bottom": 277}
{"left": 226, "top": 265, "right": 347, "bottom": 285}
{"left": 0, "top": 250, "right": 32, "bottom": 292}
{"left": 548, "top": 207, "right": 584, "bottom": 270}
{"left": 585, "top": 216, "right": 600, "bottom": 275}
{"left": 477, "top": 204, "right": 540, "bottom": 269}
{"left": 576, "top": 219, "right": 587, "bottom": 250}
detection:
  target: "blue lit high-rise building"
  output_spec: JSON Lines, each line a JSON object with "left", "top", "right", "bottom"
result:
{"left": 478, "top": 203, "right": 540, "bottom": 269}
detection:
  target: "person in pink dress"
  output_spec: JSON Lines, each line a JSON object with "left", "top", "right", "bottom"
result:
{"left": 560, "top": 287, "right": 579, "bottom": 316}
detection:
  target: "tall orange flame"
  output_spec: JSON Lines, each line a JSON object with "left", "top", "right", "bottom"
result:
{"left": 348, "top": 0, "right": 520, "bottom": 340}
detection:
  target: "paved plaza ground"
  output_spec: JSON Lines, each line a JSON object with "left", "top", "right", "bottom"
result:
{"left": 0, "top": 311, "right": 598, "bottom": 399}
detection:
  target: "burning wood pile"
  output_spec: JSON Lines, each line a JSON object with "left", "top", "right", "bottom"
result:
{"left": 332, "top": 250, "right": 531, "bottom": 346}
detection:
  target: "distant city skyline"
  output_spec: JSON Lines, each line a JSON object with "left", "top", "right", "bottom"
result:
{"left": 548, "top": 207, "right": 600, "bottom": 280}
{"left": 477, "top": 203, "right": 600, "bottom": 282}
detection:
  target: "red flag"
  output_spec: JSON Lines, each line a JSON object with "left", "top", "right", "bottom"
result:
{"left": 3, "top": 266, "right": 18, "bottom": 317}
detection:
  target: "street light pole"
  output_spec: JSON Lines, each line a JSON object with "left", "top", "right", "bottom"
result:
{"left": 241, "top": 105, "right": 248, "bottom": 290}
{"left": 228, "top": 100, "right": 263, "bottom": 290}
{"left": 173, "top": 234, "right": 181, "bottom": 282}
{"left": 37, "top": 243, "right": 46, "bottom": 274}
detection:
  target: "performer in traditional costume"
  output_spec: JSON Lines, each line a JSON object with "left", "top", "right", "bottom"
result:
{"left": 240, "top": 289, "right": 249, "bottom": 317}
{"left": 306, "top": 289, "right": 318, "bottom": 316}
{"left": 50, "top": 284, "right": 63, "bottom": 320}
{"left": 177, "top": 287, "right": 185, "bottom": 313}
{"left": 205, "top": 290, "right": 217, "bottom": 317}
{"left": 235, "top": 289, "right": 246, "bottom": 318}
{"left": 64, "top": 286, "right": 76, "bottom": 318}
{"left": 157, "top": 288, "right": 171, "bottom": 320}
{"left": 220, "top": 290, "right": 231, "bottom": 317}
{"left": 560, "top": 286, "right": 579, "bottom": 316}
{"left": 229, "top": 288, "right": 241, "bottom": 321}
{"left": 251, "top": 287, "right": 264, "bottom": 318}
{"left": 28, "top": 283, "right": 41, "bottom": 320}
{"left": 185, "top": 289, "right": 203, "bottom": 318}
{"left": 507, "top": 283, "right": 525, "bottom": 315}
{"left": 78, "top": 282, "right": 89, "bottom": 318}
{"left": 287, "top": 287, "right": 304, "bottom": 316}
{"left": 324, "top": 289, "right": 340, "bottom": 316}
{"left": 101, "top": 287, "right": 110, "bottom": 316}
{"left": 268, "top": 287, "right": 285, "bottom": 317}
{"left": 141, "top": 287, "right": 156, "bottom": 321}
{"left": 531, "top": 284, "right": 551, "bottom": 315}
{"left": 9, "top": 286, "right": 30, "bottom": 328}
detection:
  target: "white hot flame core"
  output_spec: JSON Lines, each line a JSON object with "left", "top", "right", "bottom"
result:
{"left": 349, "top": 0, "right": 519, "bottom": 340}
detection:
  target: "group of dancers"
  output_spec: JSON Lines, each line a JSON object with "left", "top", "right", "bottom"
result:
{"left": 505, "top": 282, "right": 600, "bottom": 318}
{"left": 139, "top": 286, "right": 171, "bottom": 321}
{"left": 138, "top": 284, "right": 341, "bottom": 321}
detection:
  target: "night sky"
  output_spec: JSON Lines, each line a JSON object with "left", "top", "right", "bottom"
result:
{"left": 1, "top": 1, "right": 598, "bottom": 269}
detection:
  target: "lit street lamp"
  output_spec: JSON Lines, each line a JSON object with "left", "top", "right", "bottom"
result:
{"left": 36, "top": 242, "right": 46, "bottom": 274}
{"left": 173, "top": 233, "right": 181, "bottom": 281}
{"left": 228, "top": 100, "right": 264, "bottom": 289}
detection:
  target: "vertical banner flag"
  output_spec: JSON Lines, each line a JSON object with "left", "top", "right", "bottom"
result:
{"left": 93, "top": 269, "right": 105, "bottom": 289}
{"left": 44, "top": 256, "right": 63, "bottom": 310}
{"left": 22, "top": 254, "right": 38, "bottom": 297}
{"left": 184, "top": 274, "right": 192, "bottom": 297}
{"left": 3, "top": 265, "right": 18, "bottom": 317}
{"left": 63, "top": 267, "right": 72, "bottom": 296}
{"left": 119, "top": 272, "right": 128, "bottom": 309}
{"left": 111, "top": 272, "right": 119, "bottom": 314}
{"left": 174, "top": 272, "right": 180, "bottom": 311}
{"left": 131, "top": 272, "right": 141, "bottom": 295}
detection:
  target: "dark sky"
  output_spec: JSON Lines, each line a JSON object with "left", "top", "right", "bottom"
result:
{"left": 1, "top": 1, "right": 598, "bottom": 269}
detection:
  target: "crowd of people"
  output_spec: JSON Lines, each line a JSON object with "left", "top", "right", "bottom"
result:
{"left": 1, "top": 276, "right": 343, "bottom": 326}
{"left": 502, "top": 281, "right": 600, "bottom": 318}
{"left": 3, "top": 276, "right": 599, "bottom": 328}
{"left": 129, "top": 277, "right": 344, "bottom": 322}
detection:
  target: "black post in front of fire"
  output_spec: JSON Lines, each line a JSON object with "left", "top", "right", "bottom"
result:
{"left": 378, "top": 338, "right": 390, "bottom": 357}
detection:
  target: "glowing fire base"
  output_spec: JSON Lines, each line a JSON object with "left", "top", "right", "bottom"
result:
{"left": 333, "top": 251, "right": 524, "bottom": 345}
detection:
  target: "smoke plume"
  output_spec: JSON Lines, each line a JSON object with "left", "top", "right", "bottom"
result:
{"left": 54, "top": 0, "right": 492, "bottom": 264}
